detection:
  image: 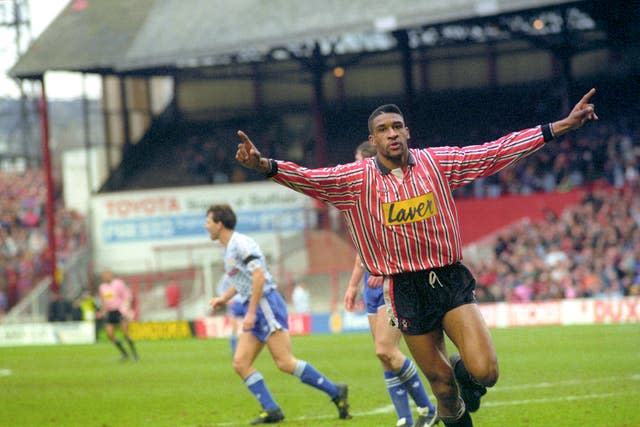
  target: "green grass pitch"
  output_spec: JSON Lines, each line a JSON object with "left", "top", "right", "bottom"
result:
{"left": 1, "top": 323, "right": 638, "bottom": 426}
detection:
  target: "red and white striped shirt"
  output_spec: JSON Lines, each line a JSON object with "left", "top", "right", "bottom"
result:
{"left": 272, "top": 125, "right": 549, "bottom": 275}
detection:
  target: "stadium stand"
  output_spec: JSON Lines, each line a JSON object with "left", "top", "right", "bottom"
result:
{"left": 0, "top": 169, "right": 88, "bottom": 315}
{"left": 3, "top": 100, "right": 636, "bottom": 318}
{"left": 1, "top": 91, "right": 636, "bottom": 318}
{"left": 466, "top": 184, "right": 640, "bottom": 303}
{"left": 3, "top": 0, "right": 638, "bottom": 320}
{"left": 83, "top": 71, "right": 637, "bottom": 194}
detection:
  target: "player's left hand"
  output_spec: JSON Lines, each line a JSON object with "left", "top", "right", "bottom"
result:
{"left": 567, "top": 88, "right": 598, "bottom": 128}
{"left": 367, "top": 275, "right": 385, "bottom": 288}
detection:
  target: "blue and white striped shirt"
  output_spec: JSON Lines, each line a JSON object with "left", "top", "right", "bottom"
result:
{"left": 223, "top": 232, "right": 277, "bottom": 299}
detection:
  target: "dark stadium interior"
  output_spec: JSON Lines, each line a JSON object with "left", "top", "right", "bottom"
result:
{"left": 1, "top": 0, "right": 639, "bottom": 317}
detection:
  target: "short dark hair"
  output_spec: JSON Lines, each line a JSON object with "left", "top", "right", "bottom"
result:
{"left": 356, "top": 140, "right": 377, "bottom": 158}
{"left": 368, "top": 104, "right": 404, "bottom": 133}
{"left": 207, "top": 204, "right": 237, "bottom": 230}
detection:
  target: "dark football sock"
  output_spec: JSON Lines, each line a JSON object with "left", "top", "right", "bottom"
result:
{"left": 125, "top": 337, "right": 138, "bottom": 359}
{"left": 114, "top": 339, "right": 128, "bottom": 357}
{"left": 454, "top": 358, "right": 482, "bottom": 387}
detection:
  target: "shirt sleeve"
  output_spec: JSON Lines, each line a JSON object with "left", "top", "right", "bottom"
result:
{"left": 236, "top": 237, "right": 263, "bottom": 274}
{"left": 217, "top": 273, "right": 232, "bottom": 295}
{"left": 270, "top": 160, "right": 365, "bottom": 210}
{"left": 430, "top": 126, "right": 546, "bottom": 190}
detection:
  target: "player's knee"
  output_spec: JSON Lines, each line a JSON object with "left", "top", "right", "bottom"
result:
{"left": 273, "top": 357, "right": 296, "bottom": 374}
{"left": 374, "top": 348, "right": 392, "bottom": 365}
{"left": 468, "top": 357, "right": 499, "bottom": 387}
{"left": 374, "top": 342, "right": 398, "bottom": 365}
{"left": 476, "top": 361, "right": 499, "bottom": 387}
{"left": 231, "top": 357, "right": 249, "bottom": 375}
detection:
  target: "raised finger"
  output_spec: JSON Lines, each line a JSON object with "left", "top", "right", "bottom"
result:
{"left": 237, "top": 130, "right": 254, "bottom": 147}
{"left": 578, "top": 88, "right": 596, "bottom": 105}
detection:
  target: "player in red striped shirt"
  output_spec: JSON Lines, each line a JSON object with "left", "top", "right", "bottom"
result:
{"left": 235, "top": 89, "right": 598, "bottom": 427}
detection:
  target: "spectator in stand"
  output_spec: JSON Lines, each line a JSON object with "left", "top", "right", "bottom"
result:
{"left": 291, "top": 282, "right": 311, "bottom": 314}
{"left": 48, "top": 290, "right": 72, "bottom": 322}
{"left": 0, "top": 279, "right": 8, "bottom": 317}
{"left": 73, "top": 291, "right": 97, "bottom": 321}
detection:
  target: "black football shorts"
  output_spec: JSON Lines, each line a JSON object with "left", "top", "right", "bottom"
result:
{"left": 105, "top": 309, "right": 123, "bottom": 324}
{"left": 384, "top": 262, "right": 477, "bottom": 335}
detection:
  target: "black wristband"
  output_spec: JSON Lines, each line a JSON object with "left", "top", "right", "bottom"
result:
{"left": 265, "top": 159, "right": 278, "bottom": 178}
{"left": 542, "top": 123, "right": 555, "bottom": 142}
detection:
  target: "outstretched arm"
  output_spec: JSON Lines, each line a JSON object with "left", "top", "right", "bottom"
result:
{"left": 551, "top": 88, "right": 598, "bottom": 137}
{"left": 434, "top": 88, "right": 599, "bottom": 190}
{"left": 234, "top": 130, "right": 364, "bottom": 208}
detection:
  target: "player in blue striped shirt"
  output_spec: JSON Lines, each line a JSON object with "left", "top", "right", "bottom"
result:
{"left": 207, "top": 204, "right": 351, "bottom": 424}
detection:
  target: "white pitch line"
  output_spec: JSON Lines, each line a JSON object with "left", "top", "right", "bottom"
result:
{"left": 201, "top": 376, "right": 640, "bottom": 427}
{"left": 481, "top": 391, "right": 621, "bottom": 407}
{"left": 0, "top": 368, "right": 12, "bottom": 377}
{"left": 492, "top": 374, "right": 640, "bottom": 392}
{"left": 205, "top": 391, "right": 635, "bottom": 427}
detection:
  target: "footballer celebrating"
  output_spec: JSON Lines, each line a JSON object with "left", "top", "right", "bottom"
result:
{"left": 235, "top": 89, "right": 598, "bottom": 426}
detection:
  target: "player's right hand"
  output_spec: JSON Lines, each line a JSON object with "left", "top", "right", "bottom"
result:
{"left": 235, "top": 130, "right": 262, "bottom": 169}
{"left": 209, "top": 297, "right": 225, "bottom": 311}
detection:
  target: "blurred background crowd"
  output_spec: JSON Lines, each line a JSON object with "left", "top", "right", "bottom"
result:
{"left": 0, "top": 111, "right": 637, "bottom": 317}
{"left": 0, "top": 169, "right": 86, "bottom": 314}
{"left": 0, "top": 0, "right": 638, "bottom": 321}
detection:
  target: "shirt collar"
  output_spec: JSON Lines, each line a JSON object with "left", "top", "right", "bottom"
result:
{"left": 374, "top": 151, "right": 416, "bottom": 175}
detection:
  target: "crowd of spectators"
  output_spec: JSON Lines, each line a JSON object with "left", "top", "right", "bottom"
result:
{"left": 172, "top": 111, "right": 638, "bottom": 198}
{"left": 467, "top": 184, "right": 640, "bottom": 303}
{"left": 455, "top": 116, "right": 640, "bottom": 199}
{"left": 3, "top": 94, "right": 638, "bottom": 315}
{"left": 180, "top": 132, "right": 251, "bottom": 185}
{"left": 459, "top": 114, "right": 640, "bottom": 303}
{"left": 169, "top": 111, "right": 639, "bottom": 307}
{"left": 0, "top": 169, "right": 87, "bottom": 316}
